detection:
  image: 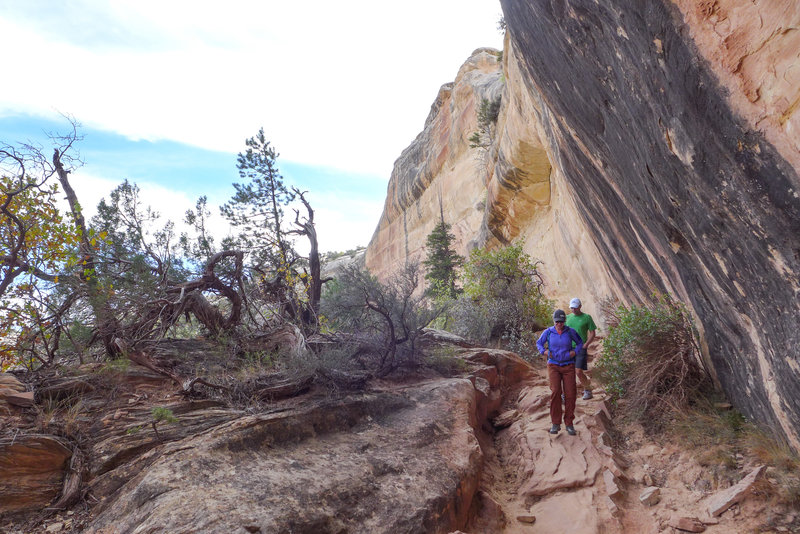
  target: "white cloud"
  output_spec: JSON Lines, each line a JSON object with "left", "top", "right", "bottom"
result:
{"left": 0, "top": 1, "right": 504, "bottom": 177}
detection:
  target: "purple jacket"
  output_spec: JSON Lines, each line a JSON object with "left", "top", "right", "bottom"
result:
{"left": 536, "top": 325, "right": 583, "bottom": 366}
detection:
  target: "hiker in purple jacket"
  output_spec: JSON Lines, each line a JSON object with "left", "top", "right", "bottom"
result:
{"left": 536, "top": 309, "right": 584, "bottom": 435}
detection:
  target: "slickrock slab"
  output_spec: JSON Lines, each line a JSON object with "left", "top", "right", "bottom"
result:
{"left": 639, "top": 486, "right": 661, "bottom": 506}
{"left": 492, "top": 409, "right": 519, "bottom": 428}
{"left": 706, "top": 465, "right": 766, "bottom": 517}
{"left": 514, "top": 422, "right": 603, "bottom": 496}
{"left": 462, "top": 349, "right": 536, "bottom": 384}
{"left": 36, "top": 377, "right": 96, "bottom": 402}
{"left": 668, "top": 515, "right": 706, "bottom": 532}
{"left": 517, "top": 388, "right": 548, "bottom": 414}
{"left": 0, "top": 374, "right": 31, "bottom": 410}
{"left": 84, "top": 379, "right": 491, "bottom": 534}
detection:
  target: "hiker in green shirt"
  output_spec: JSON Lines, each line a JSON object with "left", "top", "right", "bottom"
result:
{"left": 566, "top": 297, "right": 597, "bottom": 400}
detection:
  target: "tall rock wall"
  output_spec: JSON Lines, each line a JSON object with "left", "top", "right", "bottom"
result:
{"left": 365, "top": 48, "right": 505, "bottom": 281}
{"left": 366, "top": 0, "right": 800, "bottom": 449}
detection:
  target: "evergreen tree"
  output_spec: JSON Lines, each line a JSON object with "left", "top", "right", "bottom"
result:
{"left": 220, "top": 128, "right": 296, "bottom": 269}
{"left": 423, "top": 221, "right": 463, "bottom": 299}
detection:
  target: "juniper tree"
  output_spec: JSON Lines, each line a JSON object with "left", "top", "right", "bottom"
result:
{"left": 423, "top": 220, "right": 463, "bottom": 299}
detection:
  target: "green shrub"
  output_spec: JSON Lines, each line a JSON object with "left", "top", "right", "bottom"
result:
{"left": 449, "top": 244, "right": 552, "bottom": 357}
{"left": 596, "top": 294, "right": 708, "bottom": 427}
{"left": 151, "top": 406, "right": 178, "bottom": 441}
{"left": 469, "top": 96, "right": 502, "bottom": 150}
{"left": 423, "top": 221, "right": 463, "bottom": 300}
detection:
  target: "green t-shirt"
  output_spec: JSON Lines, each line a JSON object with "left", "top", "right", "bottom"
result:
{"left": 566, "top": 312, "right": 597, "bottom": 343}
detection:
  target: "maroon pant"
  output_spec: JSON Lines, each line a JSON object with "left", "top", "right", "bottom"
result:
{"left": 548, "top": 363, "right": 577, "bottom": 426}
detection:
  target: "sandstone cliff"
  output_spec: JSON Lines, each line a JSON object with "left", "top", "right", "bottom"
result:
{"left": 366, "top": 0, "right": 800, "bottom": 450}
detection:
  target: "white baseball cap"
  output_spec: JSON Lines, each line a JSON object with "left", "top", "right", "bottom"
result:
{"left": 569, "top": 298, "right": 582, "bottom": 308}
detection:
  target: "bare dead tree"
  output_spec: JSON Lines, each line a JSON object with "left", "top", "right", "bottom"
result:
{"left": 321, "top": 262, "right": 442, "bottom": 377}
{"left": 288, "top": 188, "right": 324, "bottom": 326}
{"left": 53, "top": 146, "right": 125, "bottom": 357}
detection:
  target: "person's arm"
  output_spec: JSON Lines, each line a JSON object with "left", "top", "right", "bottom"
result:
{"left": 584, "top": 315, "right": 598, "bottom": 350}
{"left": 584, "top": 329, "right": 596, "bottom": 350}
{"left": 570, "top": 328, "right": 583, "bottom": 357}
{"left": 536, "top": 328, "right": 549, "bottom": 356}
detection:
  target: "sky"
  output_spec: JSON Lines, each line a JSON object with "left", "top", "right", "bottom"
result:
{"left": 0, "top": 0, "right": 504, "bottom": 253}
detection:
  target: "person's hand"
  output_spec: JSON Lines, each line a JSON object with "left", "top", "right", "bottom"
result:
{"left": 570, "top": 350, "right": 575, "bottom": 357}
{"left": 544, "top": 349, "right": 549, "bottom": 357}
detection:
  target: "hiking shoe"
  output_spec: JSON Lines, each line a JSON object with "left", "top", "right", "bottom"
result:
{"left": 549, "top": 424, "right": 560, "bottom": 434}
{"left": 566, "top": 426, "right": 576, "bottom": 436}
{"left": 582, "top": 390, "right": 593, "bottom": 400}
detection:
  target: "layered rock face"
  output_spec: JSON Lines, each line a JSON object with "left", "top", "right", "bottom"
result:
{"left": 365, "top": 49, "right": 506, "bottom": 282}
{"left": 81, "top": 350, "right": 533, "bottom": 534}
{"left": 366, "top": 0, "right": 800, "bottom": 449}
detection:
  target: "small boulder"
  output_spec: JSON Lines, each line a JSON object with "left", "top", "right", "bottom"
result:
{"left": 605, "top": 495, "right": 620, "bottom": 517}
{"left": 639, "top": 486, "right": 661, "bottom": 506}
{"left": 604, "top": 468, "right": 621, "bottom": 498}
{"left": 5, "top": 391, "right": 34, "bottom": 407}
{"left": 0, "top": 373, "right": 26, "bottom": 391}
{"left": 608, "top": 460, "right": 625, "bottom": 479}
{"left": 516, "top": 514, "right": 536, "bottom": 524}
{"left": 668, "top": 516, "right": 706, "bottom": 532}
{"left": 706, "top": 465, "right": 766, "bottom": 517}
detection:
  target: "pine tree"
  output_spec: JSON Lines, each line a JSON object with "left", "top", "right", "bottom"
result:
{"left": 220, "top": 128, "right": 296, "bottom": 269}
{"left": 423, "top": 221, "right": 463, "bottom": 299}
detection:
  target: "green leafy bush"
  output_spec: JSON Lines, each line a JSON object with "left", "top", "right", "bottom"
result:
{"left": 597, "top": 294, "right": 708, "bottom": 427}
{"left": 449, "top": 244, "right": 552, "bottom": 357}
{"left": 469, "top": 96, "right": 502, "bottom": 150}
